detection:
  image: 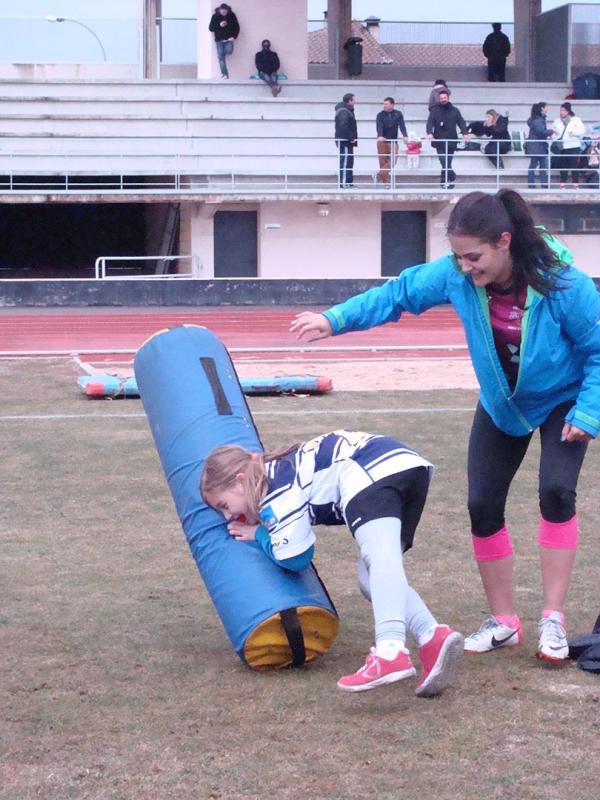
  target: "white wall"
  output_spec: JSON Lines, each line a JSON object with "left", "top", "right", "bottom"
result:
{"left": 190, "top": 199, "right": 437, "bottom": 278}
{"left": 561, "top": 234, "right": 600, "bottom": 277}
{"left": 197, "top": 0, "right": 308, "bottom": 80}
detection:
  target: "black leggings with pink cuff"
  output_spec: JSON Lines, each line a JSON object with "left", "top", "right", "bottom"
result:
{"left": 467, "top": 400, "right": 587, "bottom": 560}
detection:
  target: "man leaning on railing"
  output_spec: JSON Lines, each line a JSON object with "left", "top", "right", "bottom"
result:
{"left": 426, "top": 90, "right": 471, "bottom": 189}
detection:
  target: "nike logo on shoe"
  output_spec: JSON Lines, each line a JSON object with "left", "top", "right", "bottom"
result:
{"left": 491, "top": 632, "right": 517, "bottom": 647}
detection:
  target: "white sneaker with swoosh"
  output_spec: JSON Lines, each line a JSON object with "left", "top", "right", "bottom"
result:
{"left": 537, "top": 612, "right": 569, "bottom": 663}
{"left": 464, "top": 616, "right": 522, "bottom": 653}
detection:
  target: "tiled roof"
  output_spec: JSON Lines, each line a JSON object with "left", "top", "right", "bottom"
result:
{"left": 308, "top": 21, "right": 393, "bottom": 65}
{"left": 382, "top": 43, "right": 515, "bottom": 67}
{"left": 308, "top": 23, "right": 516, "bottom": 66}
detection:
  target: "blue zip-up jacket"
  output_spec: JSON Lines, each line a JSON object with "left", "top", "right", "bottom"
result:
{"left": 323, "top": 256, "right": 600, "bottom": 437}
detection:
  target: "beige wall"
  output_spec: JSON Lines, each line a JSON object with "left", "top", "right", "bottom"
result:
{"left": 190, "top": 200, "right": 433, "bottom": 279}
{"left": 560, "top": 235, "right": 600, "bottom": 277}
{"left": 259, "top": 202, "right": 381, "bottom": 278}
{"left": 184, "top": 200, "right": 600, "bottom": 280}
{"left": 197, "top": 0, "right": 307, "bottom": 80}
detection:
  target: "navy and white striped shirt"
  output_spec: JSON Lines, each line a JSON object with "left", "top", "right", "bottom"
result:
{"left": 258, "top": 430, "right": 431, "bottom": 562}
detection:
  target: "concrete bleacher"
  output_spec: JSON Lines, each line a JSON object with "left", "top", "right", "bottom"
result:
{"left": 0, "top": 79, "right": 597, "bottom": 189}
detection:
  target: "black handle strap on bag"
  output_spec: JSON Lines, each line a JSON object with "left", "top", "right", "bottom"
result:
{"left": 280, "top": 607, "right": 306, "bottom": 667}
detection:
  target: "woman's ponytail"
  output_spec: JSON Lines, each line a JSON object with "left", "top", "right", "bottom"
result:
{"left": 496, "top": 189, "right": 562, "bottom": 294}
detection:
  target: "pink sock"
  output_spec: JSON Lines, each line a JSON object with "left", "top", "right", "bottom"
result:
{"left": 542, "top": 608, "right": 565, "bottom": 625}
{"left": 495, "top": 614, "right": 521, "bottom": 629}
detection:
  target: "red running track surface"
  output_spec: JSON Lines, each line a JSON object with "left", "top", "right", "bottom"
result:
{"left": 0, "top": 306, "right": 467, "bottom": 360}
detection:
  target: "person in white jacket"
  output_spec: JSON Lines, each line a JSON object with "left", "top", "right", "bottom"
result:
{"left": 552, "top": 102, "right": 586, "bottom": 187}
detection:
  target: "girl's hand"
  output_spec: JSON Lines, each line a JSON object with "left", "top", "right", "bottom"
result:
{"left": 289, "top": 312, "right": 333, "bottom": 341}
{"left": 228, "top": 520, "right": 258, "bottom": 541}
{"left": 561, "top": 422, "right": 592, "bottom": 443}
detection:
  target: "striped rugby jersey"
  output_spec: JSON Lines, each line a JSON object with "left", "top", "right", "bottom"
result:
{"left": 258, "top": 430, "right": 431, "bottom": 561}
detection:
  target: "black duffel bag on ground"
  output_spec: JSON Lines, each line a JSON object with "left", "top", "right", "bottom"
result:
{"left": 569, "top": 613, "right": 600, "bottom": 674}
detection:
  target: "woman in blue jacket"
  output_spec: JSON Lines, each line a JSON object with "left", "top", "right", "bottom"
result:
{"left": 290, "top": 189, "right": 600, "bottom": 664}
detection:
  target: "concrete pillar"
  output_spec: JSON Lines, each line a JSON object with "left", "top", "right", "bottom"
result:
{"left": 327, "top": 0, "right": 352, "bottom": 79}
{"left": 197, "top": 0, "right": 307, "bottom": 80}
{"left": 513, "top": 0, "right": 541, "bottom": 82}
{"left": 143, "top": 0, "right": 158, "bottom": 79}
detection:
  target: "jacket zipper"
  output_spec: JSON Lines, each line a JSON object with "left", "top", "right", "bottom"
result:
{"left": 474, "top": 285, "right": 533, "bottom": 433}
{"left": 510, "top": 286, "right": 541, "bottom": 399}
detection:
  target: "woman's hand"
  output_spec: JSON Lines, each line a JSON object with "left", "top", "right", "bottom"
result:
{"left": 561, "top": 422, "right": 592, "bottom": 443}
{"left": 289, "top": 312, "right": 333, "bottom": 341}
{"left": 227, "top": 520, "right": 258, "bottom": 542}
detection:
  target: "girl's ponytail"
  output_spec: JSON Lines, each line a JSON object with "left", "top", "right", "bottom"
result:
{"left": 496, "top": 189, "right": 562, "bottom": 294}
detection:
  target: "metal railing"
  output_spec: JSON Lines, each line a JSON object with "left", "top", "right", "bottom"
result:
{"left": 94, "top": 254, "right": 201, "bottom": 280}
{"left": 1, "top": 137, "right": 598, "bottom": 195}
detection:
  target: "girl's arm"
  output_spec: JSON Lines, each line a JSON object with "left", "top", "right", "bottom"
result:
{"left": 323, "top": 256, "right": 455, "bottom": 335}
{"left": 559, "top": 270, "right": 600, "bottom": 438}
{"left": 227, "top": 502, "right": 316, "bottom": 572}
{"left": 290, "top": 256, "right": 455, "bottom": 340}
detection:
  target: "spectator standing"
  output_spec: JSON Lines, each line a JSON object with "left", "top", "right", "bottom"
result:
{"left": 481, "top": 109, "right": 511, "bottom": 169}
{"left": 335, "top": 93, "right": 358, "bottom": 188}
{"left": 426, "top": 91, "right": 470, "bottom": 189}
{"left": 526, "top": 102, "right": 551, "bottom": 188}
{"left": 209, "top": 3, "right": 240, "bottom": 79}
{"left": 552, "top": 102, "right": 586, "bottom": 188}
{"left": 427, "top": 78, "right": 450, "bottom": 111}
{"left": 255, "top": 39, "right": 281, "bottom": 96}
{"left": 375, "top": 97, "right": 408, "bottom": 186}
{"left": 483, "top": 23, "right": 511, "bottom": 82}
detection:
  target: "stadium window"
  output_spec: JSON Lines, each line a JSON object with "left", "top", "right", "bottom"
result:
{"left": 533, "top": 205, "right": 600, "bottom": 235}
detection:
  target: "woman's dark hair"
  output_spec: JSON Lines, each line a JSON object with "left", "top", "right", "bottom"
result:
{"left": 561, "top": 102, "right": 574, "bottom": 116}
{"left": 447, "top": 189, "right": 563, "bottom": 295}
{"left": 530, "top": 102, "right": 542, "bottom": 118}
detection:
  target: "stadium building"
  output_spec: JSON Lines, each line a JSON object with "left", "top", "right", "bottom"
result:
{"left": 0, "top": 0, "right": 599, "bottom": 306}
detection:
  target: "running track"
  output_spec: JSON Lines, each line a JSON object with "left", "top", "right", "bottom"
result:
{"left": 0, "top": 306, "right": 467, "bottom": 361}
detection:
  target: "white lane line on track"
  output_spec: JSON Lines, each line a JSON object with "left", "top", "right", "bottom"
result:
{"left": 72, "top": 355, "right": 96, "bottom": 375}
{"left": 0, "top": 344, "right": 468, "bottom": 357}
{"left": 0, "top": 406, "right": 474, "bottom": 422}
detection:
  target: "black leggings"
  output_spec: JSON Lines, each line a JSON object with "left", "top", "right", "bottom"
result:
{"left": 468, "top": 400, "right": 588, "bottom": 537}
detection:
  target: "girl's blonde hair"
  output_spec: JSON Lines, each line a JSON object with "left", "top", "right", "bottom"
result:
{"left": 485, "top": 108, "right": 499, "bottom": 120}
{"left": 200, "top": 443, "right": 298, "bottom": 518}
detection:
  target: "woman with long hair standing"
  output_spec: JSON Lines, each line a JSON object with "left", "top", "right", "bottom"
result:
{"left": 291, "top": 189, "right": 600, "bottom": 665}
{"left": 551, "top": 102, "right": 586, "bottom": 188}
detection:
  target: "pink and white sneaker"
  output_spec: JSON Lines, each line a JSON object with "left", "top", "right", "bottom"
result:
{"left": 415, "top": 625, "right": 464, "bottom": 698}
{"left": 337, "top": 647, "right": 416, "bottom": 693}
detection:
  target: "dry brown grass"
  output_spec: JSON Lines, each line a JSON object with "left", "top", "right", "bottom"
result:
{"left": 1, "top": 359, "right": 600, "bottom": 800}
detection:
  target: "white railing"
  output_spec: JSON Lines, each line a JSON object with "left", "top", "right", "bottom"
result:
{"left": 94, "top": 254, "right": 201, "bottom": 280}
{"left": 1, "top": 138, "right": 598, "bottom": 195}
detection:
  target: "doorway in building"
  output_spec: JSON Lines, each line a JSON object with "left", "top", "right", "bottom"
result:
{"left": 0, "top": 203, "right": 150, "bottom": 279}
{"left": 214, "top": 211, "right": 258, "bottom": 277}
{"left": 381, "top": 210, "right": 427, "bottom": 276}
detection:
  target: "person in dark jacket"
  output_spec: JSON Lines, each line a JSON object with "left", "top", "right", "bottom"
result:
{"left": 526, "top": 102, "right": 551, "bottom": 188}
{"left": 375, "top": 97, "right": 408, "bottom": 185}
{"left": 426, "top": 91, "right": 470, "bottom": 188}
{"left": 334, "top": 93, "right": 358, "bottom": 188}
{"left": 209, "top": 3, "right": 240, "bottom": 79}
{"left": 255, "top": 40, "right": 281, "bottom": 96}
{"left": 482, "top": 23, "right": 511, "bottom": 82}
{"left": 427, "top": 78, "right": 450, "bottom": 111}
{"left": 481, "top": 109, "right": 511, "bottom": 169}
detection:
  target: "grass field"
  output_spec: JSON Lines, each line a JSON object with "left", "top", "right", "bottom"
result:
{"left": 2, "top": 358, "right": 600, "bottom": 800}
